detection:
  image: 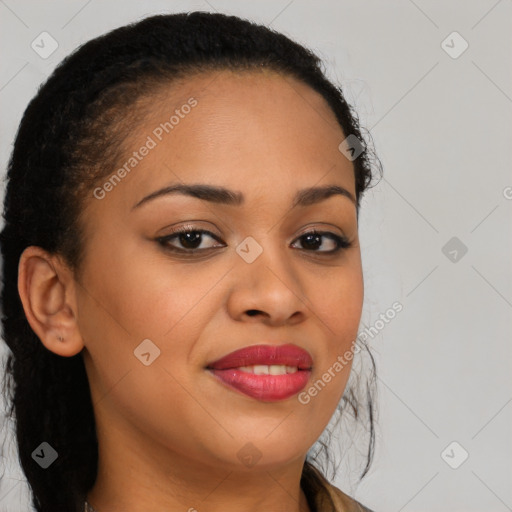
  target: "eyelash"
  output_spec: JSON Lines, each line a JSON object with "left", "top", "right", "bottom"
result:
{"left": 156, "top": 226, "right": 352, "bottom": 256}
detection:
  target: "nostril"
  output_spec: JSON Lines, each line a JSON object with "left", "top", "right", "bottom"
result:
{"left": 246, "top": 310, "right": 261, "bottom": 316}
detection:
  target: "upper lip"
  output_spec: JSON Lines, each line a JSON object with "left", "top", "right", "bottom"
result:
{"left": 206, "top": 344, "right": 313, "bottom": 370}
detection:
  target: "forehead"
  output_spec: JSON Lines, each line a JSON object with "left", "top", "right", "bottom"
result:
{"left": 87, "top": 69, "right": 355, "bottom": 216}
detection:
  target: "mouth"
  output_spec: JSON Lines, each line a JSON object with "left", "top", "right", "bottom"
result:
{"left": 206, "top": 344, "right": 313, "bottom": 402}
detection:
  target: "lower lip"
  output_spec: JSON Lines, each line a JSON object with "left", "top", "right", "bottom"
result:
{"left": 208, "top": 368, "right": 311, "bottom": 402}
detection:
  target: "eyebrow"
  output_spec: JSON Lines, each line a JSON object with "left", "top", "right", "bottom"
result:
{"left": 131, "top": 183, "right": 356, "bottom": 211}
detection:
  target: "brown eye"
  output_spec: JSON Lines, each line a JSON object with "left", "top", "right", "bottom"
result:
{"left": 291, "top": 230, "right": 351, "bottom": 254}
{"left": 156, "top": 227, "right": 351, "bottom": 256}
{"left": 157, "top": 228, "right": 225, "bottom": 252}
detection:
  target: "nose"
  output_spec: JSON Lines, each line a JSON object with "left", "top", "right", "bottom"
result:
{"left": 226, "top": 235, "right": 308, "bottom": 326}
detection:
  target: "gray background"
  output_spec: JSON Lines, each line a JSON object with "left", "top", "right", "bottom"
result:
{"left": 1, "top": 1, "right": 511, "bottom": 511}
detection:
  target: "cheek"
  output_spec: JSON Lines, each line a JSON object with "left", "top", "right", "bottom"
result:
{"left": 297, "top": 260, "right": 363, "bottom": 416}
{"left": 79, "top": 244, "right": 229, "bottom": 411}
{"left": 79, "top": 249, "right": 223, "bottom": 446}
{"left": 85, "top": 241, "right": 217, "bottom": 340}
{"left": 307, "top": 260, "right": 364, "bottom": 345}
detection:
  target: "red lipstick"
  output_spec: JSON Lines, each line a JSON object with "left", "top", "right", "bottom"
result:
{"left": 206, "top": 344, "right": 313, "bottom": 402}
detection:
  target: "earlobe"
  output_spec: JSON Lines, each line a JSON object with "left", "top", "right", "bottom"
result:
{"left": 17, "top": 246, "right": 84, "bottom": 357}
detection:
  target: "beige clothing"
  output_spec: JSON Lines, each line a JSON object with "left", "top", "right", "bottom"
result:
{"left": 313, "top": 472, "right": 374, "bottom": 512}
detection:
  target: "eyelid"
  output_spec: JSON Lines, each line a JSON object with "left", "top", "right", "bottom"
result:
{"left": 294, "top": 222, "right": 345, "bottom": 238}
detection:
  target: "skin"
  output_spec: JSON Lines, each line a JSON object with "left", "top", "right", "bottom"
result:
{"left": 18, "top": 69, "right": 364, "bottom": 512}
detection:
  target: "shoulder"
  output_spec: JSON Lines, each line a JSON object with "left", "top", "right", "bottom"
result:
{"left": 303, "top": 463, "right": 375, "bottom": 512}
{"left": 314, "top": 476, "right": 375, "bottom": 512}
{"left": 325, "top": 481, "right": 375, "bottom": 512}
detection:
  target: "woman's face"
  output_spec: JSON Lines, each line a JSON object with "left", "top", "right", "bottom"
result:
{"left": 77, "top": 69, "right": 363, "bottom": 474}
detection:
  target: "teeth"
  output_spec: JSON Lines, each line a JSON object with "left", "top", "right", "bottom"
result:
{"left": 237, "top": 365, "right": 299, "bottom": 375}
{"left": 254, "top": 365, "right": 269, "bottom": 375}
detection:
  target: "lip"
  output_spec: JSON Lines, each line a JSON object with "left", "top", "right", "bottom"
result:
{"left": 206, "top": 343, "right": 313, "bottom": 370}
{"left": 206, "top": 344, "right": 313, "bottom": 402}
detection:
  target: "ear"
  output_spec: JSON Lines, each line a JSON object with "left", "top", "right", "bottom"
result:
{"left": 17, "top": 246, "right": 84, "bottom": 357}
